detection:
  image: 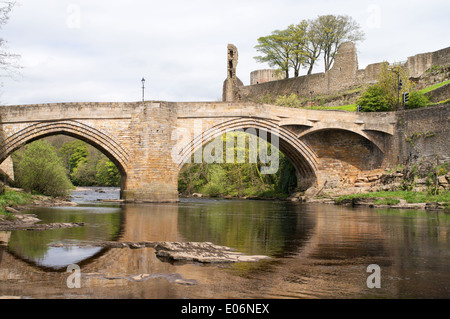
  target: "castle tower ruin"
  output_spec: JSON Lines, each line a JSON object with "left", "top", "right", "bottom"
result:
{"left": 222, "top": 44, "right": 243, "bottom": 102}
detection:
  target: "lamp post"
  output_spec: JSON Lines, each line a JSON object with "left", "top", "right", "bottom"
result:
{"left": 141, "top": 77, "right": 146, "bottom": 102}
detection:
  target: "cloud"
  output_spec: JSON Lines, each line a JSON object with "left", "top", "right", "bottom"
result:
{"left": 1, "top": 0, "right": 449, "bottom": 105}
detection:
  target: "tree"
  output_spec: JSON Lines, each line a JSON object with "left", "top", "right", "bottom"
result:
{"left": 311, "top": 14, "right": 365, "bottom": 71}
{"left": 303, "top": 19, "right": 323, "bottom": 75}
{"left": 71, "top": 160, "right": 97, "bottom": 186}
{"left": 286, "top": 21, "right": 309, "bottom": 78}
{"left": 254, "top": 28, "right": 294, "bottom": 79}
{"left": 254, "top": 14, "right": 364, "bottom": 77}
{"left": 357, "top": 85, "right": 391, "bottom": 112}
{"left": 58, "top": 140, "right": 88, "bottom": 174}
{"left": 96, "top": 158, "right": 121, "bottom": 187}
{"left": 14, "top": 140, "right": 74, "bottom": 197}
{"left": 376, "top": 62, "right": 413, "bottom": 110}
{"left": 0, "top": 1, "right": 20, "bottom": 78}
{"left": 358, "top": 62, "right": 415, "bottom": 112}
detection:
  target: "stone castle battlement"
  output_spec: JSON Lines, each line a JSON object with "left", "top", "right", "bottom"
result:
{"left": 223, "top": 43, "right": 450, "bottom": 102}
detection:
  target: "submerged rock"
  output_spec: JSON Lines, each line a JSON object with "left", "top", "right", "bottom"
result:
{"left": 153, "top": 241, "right": 270, "bottom": 263}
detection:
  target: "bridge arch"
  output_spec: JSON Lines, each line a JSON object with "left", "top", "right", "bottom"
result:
{"left": 298, "top": 126, "right": 390, "bottom": 154}
{"left": 176, "top": 118, "right": 319, "bottom": 190}
{"left": 0, "top": 120, "right": 129, "bottom": 178}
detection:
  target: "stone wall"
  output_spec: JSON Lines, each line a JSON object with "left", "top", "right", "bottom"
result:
{"left": 0, "top": 100, "right": 447, "bottom": 201}
{"left": 0, "top": 156, "right": 14, "bottom": 183}
{"left": 239, "top": 42, "right": 360, "bottom": 100}
{"left": 237, "top": 43, "right": 450, "bottom": 101}
{"left": 222, "top": 44, "right": 243, "bottom": 102}
{"left": 406, "top": 46, "right": 450, "bottom": 78}
{"left": 250, "top": 69, "right": 283, "bottom": 85}
{"left": 425, "top": 82, "right": 450, "bottom": 103}
{"left": 302, "top": 129, "right": 386, "bottom": 188}
{"left": 395, "top": 103, "right": 450, "bottom": 167}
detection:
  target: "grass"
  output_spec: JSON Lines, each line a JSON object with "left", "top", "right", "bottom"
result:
{"left": 336, "top": 190, "right": 450, "bottom": 205}
{"left": 419, "top": 79, "right": 450, "bottom": 94}
{"left": 0, "top": 188, "right": 33, "bottom": 219}
{"left": 310, "top": 104, "right": 357, "bottom": 112}
{"left": 310, "top": 79, "right": 450, "bottom": 112}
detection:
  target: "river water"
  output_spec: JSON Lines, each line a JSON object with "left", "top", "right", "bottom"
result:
{"left": 0, "top": 187, "right": 449, "bottom": 299}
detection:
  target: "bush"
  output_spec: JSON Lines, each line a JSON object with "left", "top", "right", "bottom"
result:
{"left": 357, "top": 85, "right": 391, "bottom": 112}
{"left": 406, "top": 91, "right": 429, "bottom": 109}
{"left": 96, "top": 158, "right": 121, "bottom": 187}
{"left": 275, "top": 94, "right": 302, "bottom": 108}
{"left": 15, "top": 140, "right": 74, "bottom": 197}
{"left": 70, "top": 160, "right": 97, "bottom": 186}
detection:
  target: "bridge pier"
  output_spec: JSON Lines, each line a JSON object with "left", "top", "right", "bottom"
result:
{"left": 121, "top": 102, "right": 180, "bottom": 203}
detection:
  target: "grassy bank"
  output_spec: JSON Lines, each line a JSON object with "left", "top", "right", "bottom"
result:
{"left": 335, "top": 190, "right": 450, "bottom": 207}
{"left": 0, "top": 189, "right": 33, "bottom": 220}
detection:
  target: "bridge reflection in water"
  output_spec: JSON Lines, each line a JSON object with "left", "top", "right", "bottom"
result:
{"left": 0, "top": 194, "right": 449, "bottom": 299}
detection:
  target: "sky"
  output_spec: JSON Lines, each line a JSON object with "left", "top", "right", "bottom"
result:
{"left": 0, "top": 0, "right": 449, "bottom": 105}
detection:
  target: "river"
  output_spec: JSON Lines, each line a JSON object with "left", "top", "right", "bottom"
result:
{"left": 0, "top": 187, "right": 449, "bottom": 299}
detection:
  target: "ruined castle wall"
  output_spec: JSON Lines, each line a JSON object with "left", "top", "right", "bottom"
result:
{"left": 406, "top": 46, "right": 450, "bottom": 78}
{"left": 240, "top": 42, "right": 362, "bottom": 101}
{"left": 432, "top": 46, "right": 450, "bottom": 67}
{"left": 240, "top": 72, "right": 327, "bottom": 100}
{"left": 250, "top": 69, "right": 284, "bottom": 85}
{"left": 326, "top": 42, "right": 359, "bottom": 92}
{"left": 239, "top": 43, "right": 450, "bottom": 101}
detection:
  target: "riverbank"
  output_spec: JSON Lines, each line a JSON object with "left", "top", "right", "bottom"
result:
{"left": 0, "top": 186, "right": 81, "bottom": 231}
{"left": 183, "top": 189, "right": 450, "bottom": 211}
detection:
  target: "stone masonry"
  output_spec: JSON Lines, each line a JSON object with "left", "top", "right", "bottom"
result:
{"left": 222, "top": 44, "right": 244, "bottom": 102}
{"left": 2, "top": 100, "right": 447, "bottom": 202}
{"left": 232, "top": 42, "right": 450, "bottom": 101}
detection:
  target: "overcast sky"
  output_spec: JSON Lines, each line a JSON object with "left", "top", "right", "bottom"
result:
{"left": 1, "top": 0, "right": 449, "bottom": 105}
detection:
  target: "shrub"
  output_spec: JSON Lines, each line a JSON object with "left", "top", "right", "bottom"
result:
{"left": 96, "top": 158, "right": 121, "bottom": 187}
{"left": 275, "top": 94, "right": 302, "bottom": 108}
{"left": 70, "top": 160, "right": 97, "bottom": 186}
{"left": 406, "top": 91, "right": 429, "bottom": 109}
{"left": 15, "top": 140, "right": 74, "bottom": 197}
{"left": 357, "top": 85, "right": 391, "bottom": 112}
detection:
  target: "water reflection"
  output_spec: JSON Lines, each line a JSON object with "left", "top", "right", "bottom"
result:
{"left": 6, "top": 205, "right": 123, "bottom": 270}
{"left": 0, "top": 188, "right": 449, "bottom": 298}
{"left": 177, "top": 199, "right": 316, "bottom": 257}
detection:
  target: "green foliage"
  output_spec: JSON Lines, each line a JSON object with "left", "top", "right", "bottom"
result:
{"left": 275, "top": 94, "right": 302, "bottom": 108}
{"left": 356, "top": 63, "right": 419, "bottom": 112}
{"left": 12, "top": 136, "right": 122, "bottom": 192}
{"left": 406, "top": 91, "right": 429, "bottom": 109}
{"left": 373, "top": 198, "right": 401, "bottom": 205}
{"left": 178, "top": 133, "right": 298, "bottom": 198}
{"left": 310, "top": 14, "right": 365, "bottom": 72}
{"left": 376, "top": 63, "right": 413, "bottom": 110}
{"left": 70, "top": 160, "right": 97, "bottom": 186}
{"left": 254, "top": 14, "right": 365, "bottom": 77}
{"left": 14, "top": 140, "right": 74, "bottom": 197}
{"left": 357, "top": 85, "right": 391, "bottom": 112}
{"left": 0, "top": 188, "right": 33, "bottom": 218}
{"left": 95, "top": 158, "right": 121, "bottom": 187}
{"left": 58, "top": 140, "right": 88, "bottom": 174}
{"left": 419, "top": 79, "right": 450, "bottom": 94}
{"left": 254, "top": 28, "right": 295, "bottom": 79}
{"left": 53, "top": 137, "right": 121, "bottom": 187}
{"left": 336, "top": 190, "right": 449, "bottom": 205}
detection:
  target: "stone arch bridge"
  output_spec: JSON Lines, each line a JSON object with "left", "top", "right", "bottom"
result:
{"left": 0, "top": 101, "right": 396, "bottom": 202}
